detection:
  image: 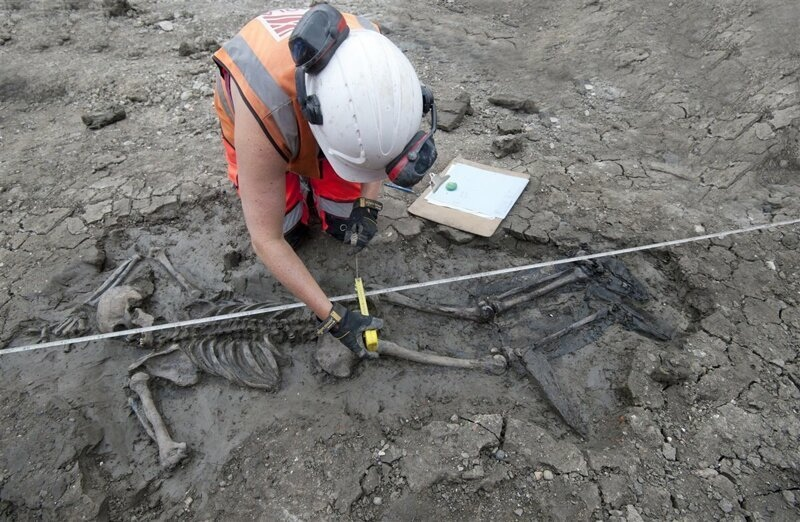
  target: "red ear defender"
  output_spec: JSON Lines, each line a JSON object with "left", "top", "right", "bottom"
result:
{"left": 385, "top": 87, "right": 438, "bottom": 188}
{"left": 386, "top": 131, "right": 436, "bottom": 187}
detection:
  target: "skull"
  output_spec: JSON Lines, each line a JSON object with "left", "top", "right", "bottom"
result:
{"left": 96, "top": 285, "right": 153, "bottom": 333}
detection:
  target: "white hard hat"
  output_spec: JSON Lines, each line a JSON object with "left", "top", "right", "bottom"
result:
{"left": 305, "top": 29, "right": 424, "bottom": 183}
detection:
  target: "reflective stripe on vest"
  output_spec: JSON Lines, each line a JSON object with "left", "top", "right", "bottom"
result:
{"left": 283, "top": 202, "right": 304, "bottom": 233}
{"left": 223, "top": 34, "right": 299, "bottom": 158}
{"left": 357, "top": 16, "right": 378, "bottom": 31}
{"left": 315, "top": 196, "right": 354, "bottom": 218}
{"left": 215, "top": 73, "right": 234, "bottom": 121}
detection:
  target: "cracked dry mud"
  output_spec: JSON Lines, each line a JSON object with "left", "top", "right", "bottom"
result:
{"left": 1, "top": 0, "right": 799, "bottom": 521}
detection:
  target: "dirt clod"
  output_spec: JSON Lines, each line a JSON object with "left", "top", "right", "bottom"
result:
{"left": 488, "top": 94, "right": 539, "bottom": 114}
{"left": 81, "top": 106, "right": 126, "bottom": 130}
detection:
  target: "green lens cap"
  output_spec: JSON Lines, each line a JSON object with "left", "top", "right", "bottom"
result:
{"left": 445, "top": 181, "right": 458, "bottom": 191}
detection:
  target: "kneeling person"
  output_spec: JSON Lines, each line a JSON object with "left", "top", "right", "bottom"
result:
{"left": 212, "top": 5, "right": 437, "bottom": 357}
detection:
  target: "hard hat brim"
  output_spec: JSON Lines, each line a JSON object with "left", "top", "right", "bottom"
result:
{"left": 323, "top": 153, "right": 387, "bottom": 184}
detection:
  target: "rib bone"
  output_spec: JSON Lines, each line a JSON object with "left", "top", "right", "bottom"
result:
{"left": 377, "top": 340, "right": 507, "bottom": 375}
{"left": 128, "top": 372, "right": 188, "bottom": 469}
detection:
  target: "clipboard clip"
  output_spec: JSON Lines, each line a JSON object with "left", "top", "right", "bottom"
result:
{"left": 429, "top": 173, "right": 450, "bottom": 194}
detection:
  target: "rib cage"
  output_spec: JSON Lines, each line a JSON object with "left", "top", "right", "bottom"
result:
{"left": 182, "top": 334, "right": 280, "bottom": 390}
{"left": 155, "top": 301, "right": 298, "bottom": 391}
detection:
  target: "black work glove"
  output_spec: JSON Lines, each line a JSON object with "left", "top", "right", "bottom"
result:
{"left": 344, "top": 198, "right": 382, "bottom": 252}
{"left": 316, "top": 303, "right": 383, "bottom": 359}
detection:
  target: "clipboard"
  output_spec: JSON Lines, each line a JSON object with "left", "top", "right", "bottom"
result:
{"left": 407, "top": 158, "right": 529, "bottom": 237}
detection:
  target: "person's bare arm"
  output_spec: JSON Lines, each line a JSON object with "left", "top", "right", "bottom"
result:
{"left": 231, "top": 83, "right": 333, "bottom": 320}
{"left": 360, "top": 179, "right": 382, "bottom": 200}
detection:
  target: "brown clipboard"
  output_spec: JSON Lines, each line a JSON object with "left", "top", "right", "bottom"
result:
{"left": 407, "top": 158, "right": 530, "bottom": 237}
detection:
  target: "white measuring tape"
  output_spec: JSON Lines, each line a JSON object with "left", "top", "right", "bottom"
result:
{"left": 3, "top": 218, "right": 799, "bottom": 356}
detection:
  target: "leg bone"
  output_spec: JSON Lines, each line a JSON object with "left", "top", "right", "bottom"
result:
{"left": 128, "top": 372, "right": 188, "bottom": 469}
{"left": 86, "top": 255, "right": 141, "bottom": 305}
{"left": 383, "top": 267, "right": 589, "bottom": 323}
{"left": 492, "top": 267, "right": 589, "bottom": 315}
{"left": 381, "top": 292, "right": 492, "bottom": 322}
{"left": 151, "top": 248, "right": 202, "bottom": 299}
{"left": 534, "top": 308, "right": 609, "bottom": 353}
{"left": 377, "top": 340, "right": 507, "bottom": 375}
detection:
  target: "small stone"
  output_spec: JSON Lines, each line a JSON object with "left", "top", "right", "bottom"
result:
{"left": 450, "top": 414, "right": 459, "bottom": 423}
{"left": 625, "top": 505, "right": 644, "bottom": 522}
{"left": 719, "top": 499, "right": 734, "bottom": 513}
{"left": 534, "top": 471, "right": 543, "bottom": 480}
{"left": 103, "top": 0, "right": 133, "bottom": 17}
{"left": 392, "top": 217, "right": 422, "bottom": 238}
{"left": 315, "top": 335, "right": 358, "bottom": 378}
{"left": 178, "top": 41, "right": 196, "bottom": 56}
{"left": 494, "top": 450, "right": 507, "bottom": 461}
{"left": 373, "top": 497, "right": 382, "bottom": 506}
{"left": 782, "top": 490, "right": 796, "bottom": 506}
{"left": 82, "top": 106, "right": 126, "bottom": 130}
{"left": 83, "top": 200, "right": 113, "bottom": 224}
{"left": 497, "top": 119, "right": 524, "bottom": 135}
{"left": 514, "top": 508, "right": 523, "bottom": 517}
{"left": 488, "top": 94, "right": 539, "bottom": 114}
{"left": 436, "top": 225, "right": 474, "bottom": 244}
{"left": 202, "top": 38, "right": 220, "bottom": 52}
{"left": 65, "top": 217, "right": 86, "bottom": 235}
{"left": 693, "top": 468, "right": 718, "bottom": 479}
{"left": 542, "top": 470, "right": 554, "bottom": 481}
{"left": 436, "top": 94, "right": 472, "bottom": 132}
{"left": 184, "top": 497, "right": 193, "bottom": 507}
{"left": 754, "top": 122, "right": 775, "bottom": 140}
{"left": 770, "top": 106, "right": 800, "bottom": 130}
{"left": 180, "top": 91, "right": 193, "bottom": 101}
{"left": 662, "top": 443, "right": 677, "bottom": 461}
{"left": 461, "top": 465, "right": 485, "bottom": 480}
{"left": 492, "top": 134, "right": 524, "bottom": 158}
{"left": 362, "top": 466, "right": 380, "bottom": 495}
{"left": 223, "top": 250, "right": 242, "bottom": 270}
{"left": 157, "top": 21, "right": 174, "bottom": 31}
{"left": 380, "top": 445, "right": 403, "bottom": 464}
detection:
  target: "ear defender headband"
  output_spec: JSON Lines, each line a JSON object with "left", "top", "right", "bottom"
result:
{"left": 289, "top": 5, "right": 438, "bottom": 187}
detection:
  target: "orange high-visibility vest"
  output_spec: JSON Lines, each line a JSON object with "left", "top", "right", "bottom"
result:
{"left": 213, "top": 8, "right": 378, "bottom": 183}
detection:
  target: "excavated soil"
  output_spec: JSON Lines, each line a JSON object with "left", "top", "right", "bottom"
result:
{"left": 1, "top": 0, "right": 799, "bottom": 520}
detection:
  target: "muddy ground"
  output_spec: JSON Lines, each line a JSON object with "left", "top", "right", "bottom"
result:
{"left": 1, "top": 0, "right": 799, "bottom": 520}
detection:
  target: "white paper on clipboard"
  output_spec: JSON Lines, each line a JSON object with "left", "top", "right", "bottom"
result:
{"left": 425, "top": 162, "right": 529, "bottom": 219}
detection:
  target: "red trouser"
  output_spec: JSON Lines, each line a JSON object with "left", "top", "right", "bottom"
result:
{"left": 223, "top": 140, "right": 361, "bottom": 237}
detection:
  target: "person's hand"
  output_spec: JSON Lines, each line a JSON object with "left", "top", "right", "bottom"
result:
{"left": 344, "top": 198, "right": 382, "bottom": 252}
{"left": 317, "top": 303, "right": 383, "bottom": 359}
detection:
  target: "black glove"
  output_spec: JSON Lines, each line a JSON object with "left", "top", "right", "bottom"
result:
{"left": 316, "top": 303, "right": 383, "bottom": 359}
{"left": 344, "top": 198, "right": 382, "bottom": 252}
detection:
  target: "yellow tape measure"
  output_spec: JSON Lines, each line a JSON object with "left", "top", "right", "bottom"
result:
{"left": 354, "top": 277, "right": 379, "bottom": 351}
